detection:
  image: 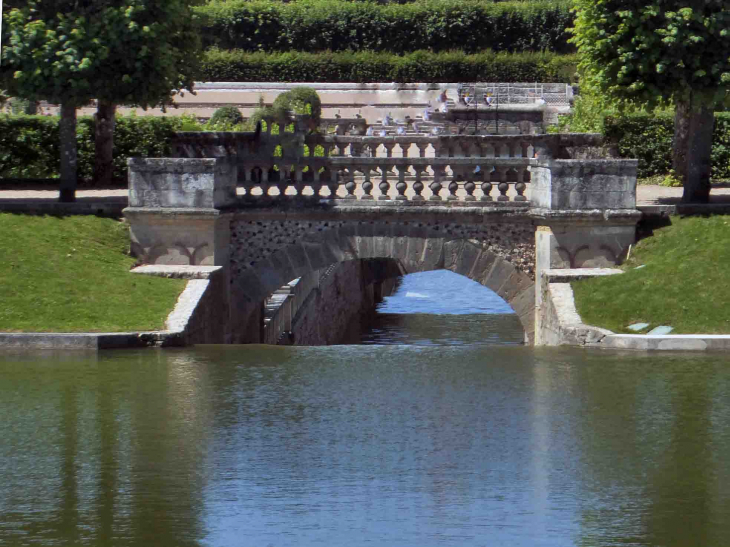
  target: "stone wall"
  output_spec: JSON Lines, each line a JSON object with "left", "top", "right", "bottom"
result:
{"left": 286, "top": 259, "right": 401, "bottom": 345}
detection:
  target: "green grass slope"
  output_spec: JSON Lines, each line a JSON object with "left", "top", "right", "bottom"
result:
{"left": 573, "top": 215, "right": 730, "bottom": 334}
{"left": 0, "top": 214, "right": 186, "bottom": 332}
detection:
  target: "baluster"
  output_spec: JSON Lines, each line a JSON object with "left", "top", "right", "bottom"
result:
{"left": 312, "top": 167, "right": 323, "bottom": 198}
{"left": 383, "top": 143, "right": 396, "bottom": 158}
{"left": 378, "top": 166, "right": 391, "bottom": 200}
{"left": 430, "top": 165, "right": 444, "bottom": 201}
{"left": 350, "top": 143, "right": 363, "bottom": 157}
{"left": 416, "top": 143, "right": 429, "bottom": 158}
{"left": 361, "top": 167, "right": 374, "bottom": 200}
{"left": 520, "top": 141, "right": 529, "bottom": 159}
{"left": 480, "top": 165, "right": 492, "bottom": 201}
{"left": 345, "top": 169, "right": 357, "bottom": 199}
{"left": 514, "top": 167, "right": 527, "bottom": 201}
{"left": 447, "top": 167, "right": 459, "bottom": 201}
{"left": 399, "top": 142, "right": 411, "bottom": 158}
{"left": 496, "top": 166, "right": 509, "bottom": 201}
{"left": 327, "top": 169, "right": 339, "bottom": 200}
{"left": 413, "top": 167, "right": 425, "bottom": 201}
{"left": 294, "top": 166, "right": 304, "bottom": 197}
{"left": 396, "top": 166, "right": 408, "bottom": 201}
{"left": 277, "top": 166, "right": 289, "bottom": 198}
{"left": 508, "top": 142, "right": 517, "bottom": 158}
{"left": 464, "top": 167, "right": 476, "bottom": 202}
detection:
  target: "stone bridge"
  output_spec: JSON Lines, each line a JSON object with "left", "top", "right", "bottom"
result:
{"left": 124, "top": 129, "right": 640, "bottom": 345}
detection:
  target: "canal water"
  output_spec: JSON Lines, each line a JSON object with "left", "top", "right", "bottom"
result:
{"left": 2, "top": 272, "right": 730, "bottom": 546}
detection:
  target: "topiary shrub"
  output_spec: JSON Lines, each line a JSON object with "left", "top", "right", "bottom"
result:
{"left": 208, "top": 106, "right": 244, "bottom": 127}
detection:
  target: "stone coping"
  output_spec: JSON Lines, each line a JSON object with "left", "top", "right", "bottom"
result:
{"left": 0, "top": 331, "right": 183, "bottom": 351}
{"left": 548, "top": 268, "right": 730, "bottom": 351}
{"left": 601, "top": 334, "right": 730, "bottom": 351}
{"left": 0, "top": 266, "right": 218, "bottom": 351}
{"left": 194, "top": 82, "right": 570, "bottom": 92}
{"left": 131, "top": 265, "right": 222, "bottom": 279}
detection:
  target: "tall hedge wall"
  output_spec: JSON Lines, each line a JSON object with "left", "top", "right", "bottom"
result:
{"left": 201, "top": 49, "right": 579, "bottom": 83}
{"left": 195, "top": 0, "right": 574, "bottom": 54}
{"left": 0, "top": 115, "right": 184, "bottom": 185}
{"left": 604, "top": 113, "right": 730, "bottom": 180}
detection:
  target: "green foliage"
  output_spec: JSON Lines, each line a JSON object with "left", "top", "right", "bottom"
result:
{"left": 0, "top": 114, "right": 186, "bottom": 185}
{"left": 603, "top": 113, "right": 730, "bottom": 180}
{"left": 572, "top": 215, "right": 730, "bottom": 334}
{"left": 0, "top": 213, "right": 185, "bottom": 332}
{"left": 195, "top": 0, "right": 574, "bottom": 54}
{"left": 209, "top": 106, "right": 245, "bottom": 127}
{"left": 570, "top": 0, "right": 730, "bottom": 110}
{"left": 201, "top": 49, "right": 578, "bottom": 83}
{"left": 1, "top": 0, "right": 202, "bottom": 109}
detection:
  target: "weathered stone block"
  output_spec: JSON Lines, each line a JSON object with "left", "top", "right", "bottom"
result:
{"left": 532, "top": 159, "right": 638, "bottom": 210}
{"left": 128, "top": 158, "right": 237, "bottom": 209}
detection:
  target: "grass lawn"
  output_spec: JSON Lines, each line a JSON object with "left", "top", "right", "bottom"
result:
{"left": 572, "top": 215, "right": 730, "bottom": 334}
{"left": 0, "top": 213, "right": 186, "bottom": 332}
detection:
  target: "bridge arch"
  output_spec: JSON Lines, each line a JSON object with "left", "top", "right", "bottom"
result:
{"left": 229, "top": 213, "right": 536, "bottom": 343}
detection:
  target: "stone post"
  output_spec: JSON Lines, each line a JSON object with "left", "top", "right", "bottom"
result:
{"left": 531, "top": 158, "right": 642, "bottom": 344}
{"left": 124, "top": 157, "right": 236, "bottom": 266}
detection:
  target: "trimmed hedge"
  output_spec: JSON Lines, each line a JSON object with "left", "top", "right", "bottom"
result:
{"left": 0, "top": 115, "right": 185, "bottom": 185}
{"left": 201, "top": 49, "right": 579, "bottom": 83}
{"left": 196, "top": 0, "right": 574, "bottom": 54}
{"left": 604, "top": 113, "right": 730, "bottom": 180}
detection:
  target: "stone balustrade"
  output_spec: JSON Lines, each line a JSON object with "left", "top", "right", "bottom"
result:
{"left": 170, "top": 131, "right": 612, "bottom": 205}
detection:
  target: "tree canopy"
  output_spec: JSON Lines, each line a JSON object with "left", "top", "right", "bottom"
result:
{"left": 1, "top": 0, "right": 201, "bottom": 109}
{"left": 1, "top": 0, "right": 202, "bottom": 198}
{"left": 571, "top": 0, "right": 730, "bottom": 109}
{"left": 571, "top": 0, "right": 730, "bottom": 202}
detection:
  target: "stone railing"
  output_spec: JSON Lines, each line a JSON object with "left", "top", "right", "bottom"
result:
{"left": 170, "top": 132, "right": 612, "bottom": 204}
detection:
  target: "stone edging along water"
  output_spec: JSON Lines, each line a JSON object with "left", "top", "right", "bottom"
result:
{"left": 542, "top": 269, "right": 730, "bottom": 351}
{"left": 0, "top": 266, "right": 220, "bottom": 351}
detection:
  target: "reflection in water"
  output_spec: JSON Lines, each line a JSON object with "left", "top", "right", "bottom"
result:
{"left": 1, "top": 349, "right": 730, "bottom": 546}
{"left": 362, "top": 270, "right": 523, "bottom": 346}
{"left": 1, "top": 274, "right": 730, "bottom": 546}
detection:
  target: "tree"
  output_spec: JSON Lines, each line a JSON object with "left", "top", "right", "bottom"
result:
{"left": 571, "top": 0, "right": 730, "bottom": 203}
{"left": 1, "top": 1, "right": 201, "bottom": 200}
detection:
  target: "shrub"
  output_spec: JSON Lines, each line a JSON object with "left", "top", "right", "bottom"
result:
{"left": 603, "top": 113, "right": 730, "bottom": 180}
{"left": 0, "top": 114, "right": 186, "bottom": 185}
{"left": 208, "top": 106, "right": 245, "bottom": 127}
{"left": 195, "top": 0, "right": 575, "bottom": 54}
{"left": 201, "top": 49, "right": 579, "bottom": 83}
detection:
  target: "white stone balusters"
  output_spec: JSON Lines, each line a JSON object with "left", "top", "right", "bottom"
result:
{"left": 430, "top": 165, "right": 445, "bottom": 201}
{"left": 495, "top": 166, "right": 510, "bottom": 201}
{"left": 327, "top": 169, "right": 339, "bottom": 199}
{"left": 344, "top": 169, "right": 357, "bottom": 199}
{"left": 311, "top": 167, "right": 323, "bottom": 198}
{"left": 464, "top": 167, "right": 477, "bottom": 201}
{"left": 515, "top": 167, "right": 528, "bottom": 201}
{"left": 480, "top": 165, "right": 493, "bottom": 201}
{"left": 294, "top": 166, "right": 305, "bottom": 197}
{"left": 361, "top": 167, "right": 374, "bottom": 200}
{"left": 396, "top": 166, "right": 409, "bottom": 200}
{"left": 279, "top": 166, "right": 292, "bottom": 198}
{"left": 413, "top": 167, "right": 426, "bottom": 201}
{"left": 447, "top": 166, "right": 459, "bottom": 201}
{"left": 378, "top": 166, "right": 391, "bottom": 200}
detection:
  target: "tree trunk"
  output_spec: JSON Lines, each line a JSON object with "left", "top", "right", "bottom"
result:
{"left": 673, "top": 94, "right": 714, "bottom": 204}
{"left": 59, "top": 103, "right": 78, "bottom": 203}
{"left": 93, "top": 101, "right": 117, "bottom": 187}
{"left": 24, "top": 101, "right": 38, "bottom": 115}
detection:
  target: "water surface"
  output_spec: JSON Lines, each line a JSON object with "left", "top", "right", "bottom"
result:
{"left": 1, "top": 272, "right": 729, "bottom": 546}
